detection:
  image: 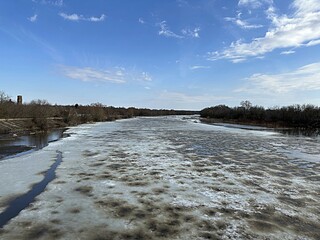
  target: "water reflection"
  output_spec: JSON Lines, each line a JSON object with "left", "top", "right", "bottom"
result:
{"left": 0, "top": 129, "right": 65, "bottom": 160}
{"left": 200, "top": 119, "right": 320, "bottom": 138}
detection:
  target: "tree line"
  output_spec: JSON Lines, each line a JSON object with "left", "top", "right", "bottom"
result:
{"left": 0, "top": 91, "right": 197, "bottom": 132}
{"left": 200, "top": 101, "right": 320, "bottom": 128}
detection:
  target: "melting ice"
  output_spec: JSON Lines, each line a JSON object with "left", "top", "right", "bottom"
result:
{"left": 0, "top": 116, "right": 319, "bottom": 239}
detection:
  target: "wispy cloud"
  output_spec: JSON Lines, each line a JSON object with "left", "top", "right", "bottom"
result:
{"left": 59, "top": 13, "right": 106, "bottom": 22}
{"left": 225, "top": 12, "right": 263, "bottom": 29}
{"left": 158, "top": 21, "right": 184, "bottom": 39}
{"left": 140, "top": 72, "right": 152, "bottom": 81}
{"left": 177, "top": 0, "right": 189, "bottom": 7}
{"left": 280, "top": 50, "right": 295, "bottom": 55}
{"left": 28, "top": 14, "right": 38, "bottom": 23}
{"left": 190, "top": 65, "right": 211, "bottom": 70}
{"left": 236, "top": 62, "right": 320, "bottom": 94}
{"left": 60, "top": 66, "right": 126, "bottom": 84}
{"left": 20, "top": 28, "right": 63, "bottom": 62}
{"left": 158, "top": 21, "right": 200, "bottom": 39}
{"left": 138, "top": 18, "right": 145, "bottom": 24}
{"left": 0, "top": 27, "right": 61, "bottom": 61}
{"left": 210, "top": 0, "right": 320, "bottom": 62}
{"left": 32, "top": 0, "right": 63, "bottom": 7}
{"left": 238, "top": 0, "right": 272, "bottom": 9}
{"left": 59, "top": 13, "right": 80, "bottom": 21}
{"left": 181, "top": 27, "right": 201, "bottom": 38}
{"left": 89, "top": 15, "right": 106, "bottom": 22}
{"left": 59, "top": 65, "right": 152, "bottom": 84}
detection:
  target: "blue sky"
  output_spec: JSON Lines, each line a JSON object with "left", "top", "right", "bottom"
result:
{"left": 1, "top": 0, "right": 320, "bottom": 110}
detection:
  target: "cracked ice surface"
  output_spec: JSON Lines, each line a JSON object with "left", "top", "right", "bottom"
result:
{"left": 0, "top": 116, "right": 320, "bottom": 239}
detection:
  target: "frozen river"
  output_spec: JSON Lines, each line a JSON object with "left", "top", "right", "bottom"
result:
{"left": 0, "top": 116, "right": 319, "bottom": 239}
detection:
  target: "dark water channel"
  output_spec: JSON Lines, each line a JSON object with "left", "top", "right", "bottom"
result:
{"left": 0, "top": 151, "right": 63, "bottom": 228}
{"left": 0, "top": 129, "right": 65, "bottom": 160}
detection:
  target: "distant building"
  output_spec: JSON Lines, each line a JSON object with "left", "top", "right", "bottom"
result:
{"left": 17, "top": 95, "right": 22, "bottom": 105}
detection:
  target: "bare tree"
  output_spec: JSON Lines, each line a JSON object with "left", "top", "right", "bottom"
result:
{"left": 0, "top": 91, "right": 11, "bottom": 103}
{"left": 240, "top": 100, "right": 252, "bottom": 110}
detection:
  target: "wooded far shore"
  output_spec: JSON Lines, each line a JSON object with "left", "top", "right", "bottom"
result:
{"left": 1, "top": 91, "right": 319, "bottom": 135}
{"left": 0, "top": 101, "right": 197, "bottom": 135}
{"left": 200, "top": 101, "right": 320, "bottom": 130}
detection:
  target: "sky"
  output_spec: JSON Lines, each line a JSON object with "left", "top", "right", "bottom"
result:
{"left": 1, "top": 0, "right": 320, "bottom": 110}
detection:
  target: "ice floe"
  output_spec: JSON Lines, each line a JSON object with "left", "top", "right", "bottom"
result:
{"left": 0, "top": 117, "right": 319, "bottom": 239}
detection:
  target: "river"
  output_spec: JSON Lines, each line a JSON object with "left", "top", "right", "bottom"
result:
{"left": 0, "top": 116, "right": 319, "bottom": 239}
{"left": 0, "top": 129, "right": 65, "bottom": 160}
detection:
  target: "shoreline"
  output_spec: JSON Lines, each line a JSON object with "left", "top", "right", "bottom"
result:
{"left": 2, "top": 115, "right": 319, "bottom": 161}
{"left": 200, "top": 117, "right": 320, "bottom": 136}
{"left": 0, "top": 118, "right": 68, "bottom": 136}
{"left": 0, "top": 128, "right": 68, "bottom": 161}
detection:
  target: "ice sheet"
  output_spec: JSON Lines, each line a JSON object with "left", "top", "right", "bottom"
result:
{"left": 0, "top": 117, "right": 319, "bottom": 239}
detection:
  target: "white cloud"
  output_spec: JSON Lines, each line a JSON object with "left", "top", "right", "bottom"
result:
{"left": 225, "top": 17, "right": 262, "bottom": 29}
{"left": 59, "top": 13, "right": 80, "bottom": 21}
{"left": 190, "top": 65, "right": 211, "bottom": 70}
{"left": 292, "top": 0, "right": 320, "bottom": 16}
{"left": 181, "top": 27, "right": 201, "bottom": 38}
{"left": 140, "top": 72, "right": 152, "bottom": 81}
{"left": 60, "top": 66, "right": 126, "bottom": 84}
{"left": 158, "top": 21, "right": 184, "bottom": 39}
{"left": 305, "top": 39, "right": 320, "bottom": 47}
{"left": 59, "top": 13, "right": 106, "bottom": 22}
{"left": 224, "top": 16, "right": 263, "bottom": 29}
{"left": 28, "top": 14, "right": 38, "bottom": 22}
{"left": 32, "top": 0, "right": 63, "bottom": 7}
{"left": 237, "top": 62, "right": 320, "bottom": 94}
{"left": 158, "top": 21, "right": 201, "bottom": 39}
{"left": 59, "top": 65, "right": 152, "bottom": 84}
{"left": 238, "top": 0, "right": 272, "bottom": 9}
{"left": 89, "top": 15, "right": 106, "bottom": 22}
{"left": 177, "top": 0, "right": 189, "bottom": 7}
{"left": 280, "top": 50, "right": 295, "bottom": 55}
{"left": 211, "top": 0, "right": 320, "bottom": 62}
{"left": 138, "top": 18, "right": 145, "bottom": 24}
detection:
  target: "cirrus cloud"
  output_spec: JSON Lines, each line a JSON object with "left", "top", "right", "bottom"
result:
{"left": 32, "top": 0, "right": 63, "bottom": 7}
{"left": 28, "top": 14, "right": 38, "bottom": 22}
{"left": 210, "top": 0, "right": 320, "bottom": 62}
{"left": 158, "top": 21, "right": 184, "bottom": 39}
{"left": 224, "top": 12, "right": 263, "bottom": 30}
{"left": 236, "top": 62, "right": 320, "bottom": 94}
{"left": 59, "top": 13, "right": 106, "bottom": 22}
{"left": 158, "top": 21, "right": 201, "bottom": 39}
{"left": 190, "top": 65, "right": 211, "bottom": 70}
{"left": 60, "top": 65, "right": 126, "bottom": 84}
{"left": 238, "top": 0, "right": 272, "bottom": 9}
{"left": 59, "top": 65, "right": 152, "bottom": 84}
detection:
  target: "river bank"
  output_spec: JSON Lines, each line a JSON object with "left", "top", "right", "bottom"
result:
{"left": 0, "top": 118, "right": 67, "bottom": 136}
{"left": 200, "top": 117, "right": 320, "bottom": 137}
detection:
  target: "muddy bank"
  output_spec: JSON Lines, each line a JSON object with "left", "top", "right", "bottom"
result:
{"left": 0, "top": 118, "right": 68, "bottom": 135}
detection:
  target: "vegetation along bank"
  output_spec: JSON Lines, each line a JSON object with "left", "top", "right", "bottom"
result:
{"left": 200, "top": 101, "right": 320, "bottom": 129}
